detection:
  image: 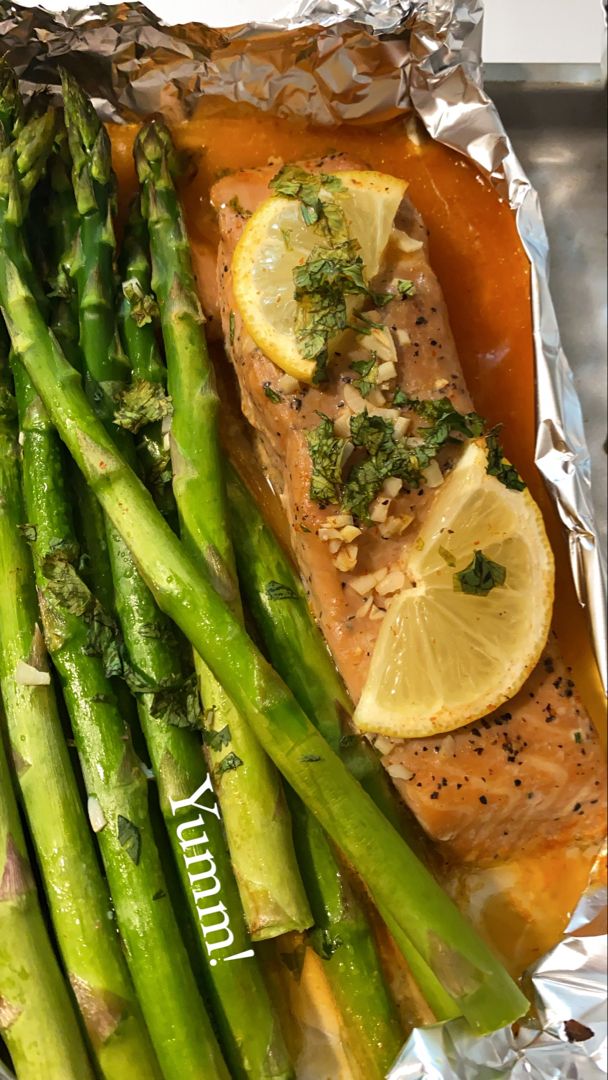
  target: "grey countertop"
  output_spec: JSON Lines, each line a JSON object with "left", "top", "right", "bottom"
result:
{"left": 487, "top": 83, "right": 607, "bottom": 552}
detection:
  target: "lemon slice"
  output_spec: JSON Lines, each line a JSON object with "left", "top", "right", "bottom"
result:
{"left": 232, "top": 170, "right": 407, "bottom": 382}
{"left": 354, "top": 441, "right": 555, "bottom": 738}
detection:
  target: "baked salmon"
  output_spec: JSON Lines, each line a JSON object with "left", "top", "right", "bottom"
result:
{"left": 211, "top": 155, "right": 606, "bottom": 864}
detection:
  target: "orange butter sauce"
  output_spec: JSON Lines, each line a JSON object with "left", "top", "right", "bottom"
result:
{"left": 109, "top": 106, "right": 605, "bottom": 978}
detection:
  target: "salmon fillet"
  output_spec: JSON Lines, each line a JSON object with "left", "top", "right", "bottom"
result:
{"left": 211, "top": 156, "right": 606, "bottom": 863}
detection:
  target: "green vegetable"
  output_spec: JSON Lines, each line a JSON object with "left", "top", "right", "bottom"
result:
{"left": 0, "top": 104, "right": 528, "bottom": 1037}
{"left": 134, "top": 118, "right": 311, "bottom": 942}
{"left": 454, "top": 550, "right": 507, "bottom": 596}
{"left": 117, "top": 156, "right": 297, "bottom": 1080}
{"left": 0, "top": 681, "right": 94, "bottom": 1080}
{"left": 263, "top": 382, "right": 282, "bottom": 403}
{"left": 0, "top": 76, "right": 160, "bottom": 1080}
{"left": 43, "top": 71, "right": 230, "bottom": 1080}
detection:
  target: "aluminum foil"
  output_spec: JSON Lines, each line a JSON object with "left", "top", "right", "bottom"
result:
{"left": 0, "top": 2, "right": 605, "bottom": 1077}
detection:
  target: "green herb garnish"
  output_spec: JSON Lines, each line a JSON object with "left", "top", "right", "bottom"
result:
{"left": 397, "top": 279, "right": 416, "bottom": 298}
{"left": 486, "top": 432, "right": 526, "bottom": 491}
{"left": 351, "top": 355, "right": 378, "bottom": 398}
{"left": 453, "top": 550, "right": 507, "bottom": 596}
{"left": 229, "top": 310, "right": 235, "bottom": 346}
{"left": 217, "top": 751, "right": 243, "bottom": 774}
{"left": 269, "top": 164, "right": 345, "bottom": 228}
{"left": 263, "top": 383, "right": 282, "bottom": 404}
{"left": 438, "top": 545, "right": 456, "bottom": 567}
{"left": 203, "top": 725, "right": 232, "bottom": 752}
{"left": 265, "top": 581, "right": 298, "bottom": 601}
{"left": 307, "top": 413, "right": 348, "bottom": 505}
{"left": 117, "top": 815, "right": 141, "bottom": 865}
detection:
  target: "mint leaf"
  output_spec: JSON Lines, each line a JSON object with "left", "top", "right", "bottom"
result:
{"left": 454, "top": 550, "right": 507, "bottom": 596}
{"left": 203, "top": 725, "right": 232, "bottom": 752}
{"left": 307, "top": 413, "right": 347, "bottom": 505}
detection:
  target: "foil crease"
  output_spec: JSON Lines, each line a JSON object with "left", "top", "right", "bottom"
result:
{"left": 0, "top": 2, "right": 605, "bottom": 1078}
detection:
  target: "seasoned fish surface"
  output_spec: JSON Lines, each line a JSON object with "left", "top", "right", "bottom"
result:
{"left": 212, "top": 156, "right": 606, "bottom": 862}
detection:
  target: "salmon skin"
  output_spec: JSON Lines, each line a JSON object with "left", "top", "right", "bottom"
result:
{"left": 211, "top": 155, "right": 606, "bottom": 864}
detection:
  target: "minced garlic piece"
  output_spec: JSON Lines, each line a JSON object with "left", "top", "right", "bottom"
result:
{"left": 375, "top": 570, "right": 405, "bottom": 597}
{"left": 334, "top": 543, "right": 358, "bottom": 572}
{"left": 350, "top": 566, "right": 389, "bottom": 596}
{"left": 391, "top": 228, "right": 424, "bottom": 254}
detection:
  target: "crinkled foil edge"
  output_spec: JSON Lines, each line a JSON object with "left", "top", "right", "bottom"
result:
{"left": 0, "top": 2, "right": 605, "bottom": 1078}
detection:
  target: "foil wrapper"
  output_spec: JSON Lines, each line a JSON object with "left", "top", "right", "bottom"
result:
{"left": 0, "top": 2, "right": 605, "bottom": 1077}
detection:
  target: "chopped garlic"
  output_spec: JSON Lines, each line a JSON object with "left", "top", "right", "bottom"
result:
{"left": 373, "top": 735, "right": 394, "bottom": 755}
{"left": 18, "top": 430, "right": 25, "bottom": 447}
{"left": 341, "top": 524, "right": 362, "bottom": 543}
{"left": 325, "top": 514, "right": 353, "bottom": 529}
{"left": 369, "top": 326, "right": 398, "bottom": 364}
{"left": 375, "top": 570, "right": 405, "bottom": 597}
{"left": 379, "top": 513, "right": 414, "bottom": 539}
{"left": 434, "top": 377, "right": 449, "bottom": 390}
{"left": 393, "top": 416, "right": 410, "bottom": 440}
{"left": 355, "top": 596, "right": 374, "bottom": 619}
{"left": 350, "top": 566, "right": 389, "bottom": 596}
{"left": 382, "top": 477, "right": 403, "bottom": 498}
{"left": 318, "top": 527, "right": 343, "bottom": 542}
{"left": 328, "top": 539, "right": 342, "bottom": 554}
{"left": 334, "top": 543, "right": 358, "bottom": 572}
{"left": 87, "top": 796, "right": 107, "bottom": 834}
{"left": 391, "top": 228, "right": 424, "bottom": 254}
{"left": 343, "top": 382, "right": 398, "bottom": 420}
{"left": 277, "top": 373, "right": 299, "bottom": 394}
{"left": 386, "top": 762, "right": 414, "bottom": 781}
{"left": 377, "top": 360, "right": 397, "bottom": 384}
{"left": 370, "top": 497, "right": 390, "bottom": 524}
{"left": 14, "top": 660, "right": 51, "bottom": 687}
{"left": 395, "top": 328, "right": 411, "bottom": 347}
{"left": 422, "top": 459, "right": 444, "bottom": 488}
{"left": 367, "top": 388, "right": 386, "bottom": 407}
{"left": 369, "top": 605, "right": 386, "bottom": 621}
{"left": 333, "top": 413, "right": 351, "bottom": 439}
{"left": 405, "top": 114, "right": 424, "bottom": 148}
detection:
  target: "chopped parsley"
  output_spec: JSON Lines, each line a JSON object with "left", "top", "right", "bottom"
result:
{"left": 203, "top": 725, "right": 232, "bottom": 752}
{"left": 228, "top": 195, "right": 251, "bottom": 219}
{"left": 270, "top": 165, "right": 385, "bottom": 382}
{"left": 306, "top": 397, "right": 491, "bottom": 522}
{"left": 486, "top": 431, "right": 526, "bottom": 491}
{"left": 351, "top": 355, "right": 378, "bottom": 398}
{"left": 263, "top": 383, "right": 282, "bottom": 404}
{"left": 399, "top": 395, "right": 485, "bottom": 445}
{"left": 280, "top": 226, "right": 293, "bottom": 250}
{"left": 397, "top": 279, "right": 416, "bottom": 298}
{"left": 217, "top": 752, "right": 243, "bottom": 774}
{"left": 306, "top": 413, "right": 349, "bottom": 505}
{"left": 269, "top": 164, "right": 345, "bottom": 228}
{"left": 117, "top": 815, "right": 141, "bottom": 865}
{"left": 265, "top": 581, "right": 298, "bottom": 601}
{"left": 453, "top": 550, "right": 507, "bottom": 596}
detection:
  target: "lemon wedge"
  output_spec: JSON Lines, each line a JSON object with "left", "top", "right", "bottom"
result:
{"left": 354, "top": 440, "right": 555, "bottom": 738}
{"left": 232, "top": 170, "right": 407, "bottom": 383}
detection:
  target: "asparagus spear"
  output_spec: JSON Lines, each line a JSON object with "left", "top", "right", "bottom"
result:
{"left": 0, "top": 343, "right": 161, "bottom": 1080}
{"left": 0, "top": 118, "right": 529, "bottom": 1041}
{"left": 0, "top": 349, "right": 94, "bottom": 1080}
{"left": 134, "top": 118, "right": 311, "bottom": 940}
{"left": 0, "top": 716, "right": 95, "bottom": 1080}
{"left": 113, "top": 199, "right": 295, "bottom": 1080}
{"left": 117, "top": 199, "right": 405, "bottom": 1077}
{"left": 1, "top": 99, "right": 228, "bottom": 1080}
{"left": 0, "top": 74, "right": 164, "bottom": 1080}
{"left": 133, "top": 120, "right": 409, "bottom": 1070}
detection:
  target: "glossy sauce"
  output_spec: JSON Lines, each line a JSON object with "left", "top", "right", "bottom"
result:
{"left": 109, "top": 106, "right": 605, "bottom": 975}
